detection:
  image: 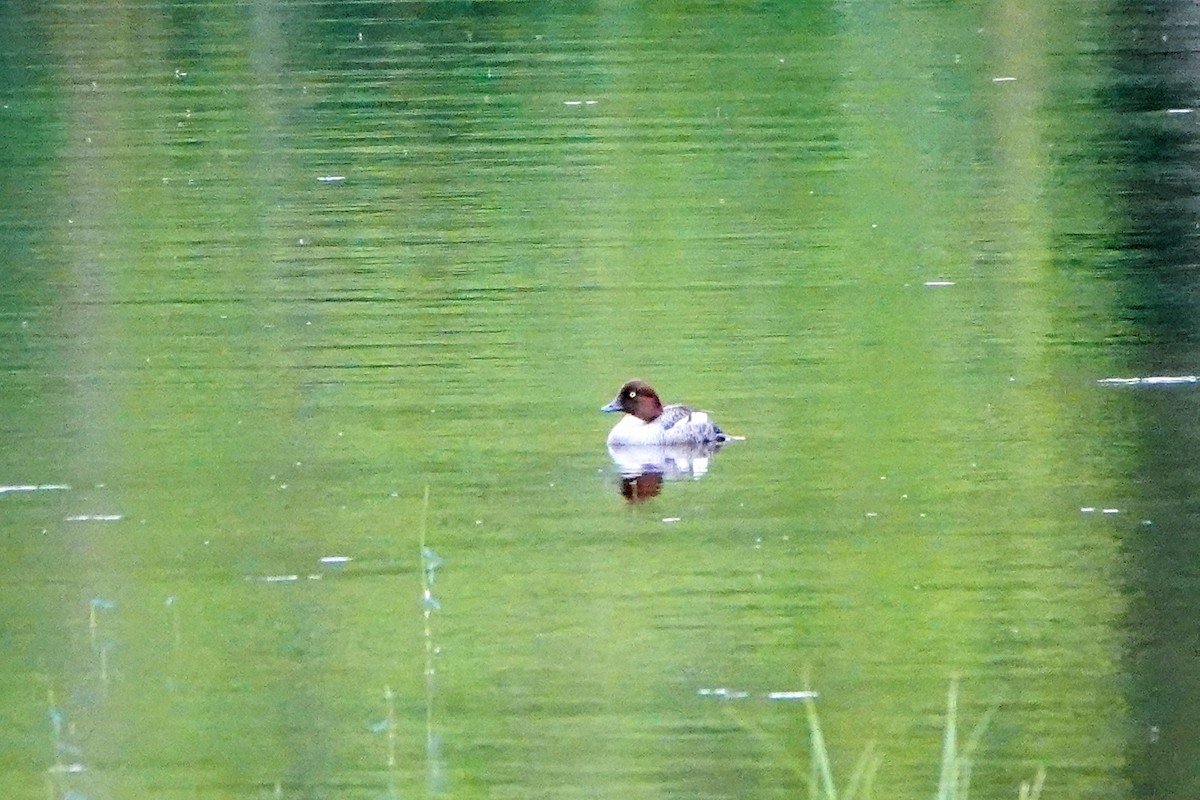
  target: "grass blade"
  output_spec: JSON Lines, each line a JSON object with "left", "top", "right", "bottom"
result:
{"left": 936, "top": 676, "right": 959, "bottom": 800}
{"left": 804, "top": 694, "right": 838, "bottom": 800}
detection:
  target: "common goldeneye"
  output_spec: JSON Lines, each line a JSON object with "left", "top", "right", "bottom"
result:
{"left": 601, "top": 380, "right": 742, "bottom": 446}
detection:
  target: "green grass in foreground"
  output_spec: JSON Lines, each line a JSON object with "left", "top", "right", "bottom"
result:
{"left": 725, "top": 677, "right": 1046, "bottom": 800}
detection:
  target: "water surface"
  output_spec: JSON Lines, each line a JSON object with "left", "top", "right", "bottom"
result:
{"left": 1, "top": 2, "right": 1198, "bottom": 798}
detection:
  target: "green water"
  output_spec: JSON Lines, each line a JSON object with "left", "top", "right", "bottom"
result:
{"left": 2, "top": 2, "right": 1197, "bottom": 798}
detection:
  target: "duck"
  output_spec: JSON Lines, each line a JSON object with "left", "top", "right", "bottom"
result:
{"left": 600, "top": 379, "right": 743, "bottom": 446}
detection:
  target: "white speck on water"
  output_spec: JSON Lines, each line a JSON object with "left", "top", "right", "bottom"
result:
{"left": 993, "top": 76, "right": 1017, "bottom": 82}
{"left": 924, "top": 280, "right": 955, "bottom": 287}
{"left": 662, "top": 517, "right": 681, "bottom": 524}
{"left": 766, "top": 691, "right": 819, "bottom": 700}
{"left": 1167, "top": 108, "right": 1194, "bottom": 114}
{"left": 320, "top": 556, "right": 352, "bottom": 565}
{"left": 317, "top": 175, "right": 346, "bottom": 183}
{"left": 1081, "top": 507, "right": 1095, "bottom": 513}
{"left": 65, "top": 514, "right": 122, "bottom": 522}
{"left": 1102, "top": 508, "right": 1119, "bottom": 514}
{"left": 865, "top": 512, "right": 878, "bottom": 518}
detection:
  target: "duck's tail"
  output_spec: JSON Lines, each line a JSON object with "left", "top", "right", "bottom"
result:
{"left": 714, "top": 427, "right": 745, "bottom": 443}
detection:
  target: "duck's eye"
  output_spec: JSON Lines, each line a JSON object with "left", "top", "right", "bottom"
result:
{"left": 627, "top": 391, "right": 636, "bottom": 398}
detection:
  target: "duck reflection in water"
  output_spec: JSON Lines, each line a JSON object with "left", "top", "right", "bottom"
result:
{"left": 601, "top": 380, "right": 742, "bottom": 502}
{"left": 607, "top": 441, "right": 730, "bottom": 502}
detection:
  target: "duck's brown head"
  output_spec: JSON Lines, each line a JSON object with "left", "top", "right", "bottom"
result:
{"left": 600, "top": 379, "right": 665, "bottom": 423}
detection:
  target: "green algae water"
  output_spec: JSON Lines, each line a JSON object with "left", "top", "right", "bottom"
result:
{"left": 1, "top": 2, "right": 1197, "bottom": 798}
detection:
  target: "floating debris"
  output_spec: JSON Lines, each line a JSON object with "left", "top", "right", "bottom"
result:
{"left": 252, "top": 574, "right": 323, "bottom": 583}
{"left": 924, "top": 280, "right": 955, "bottom": 287}
{"left": 563, "top": 99, "right": 598, "bottom": 106}
{"left": 698, "top": 688, "right": 820, "bottom": 701}
{"left": 0, "top": 483, "right": 70, "bottom": 494}
{"left": 662, "top": 517, "right": 681, "bottom": 524}
{"left": 317, "top": 175, "right": 346, "bottom": 183}
{"left": 320, "top": 555, "right": 352, "bottom": 565}
{"left": 1098, "top": 375, "right": 1197, "bottom": 386}
{"left": 992, "top": 76, "right": 1017, "bottom": 83}
{"left": 65, "top": 514, "right": 123, "bottom": 522}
